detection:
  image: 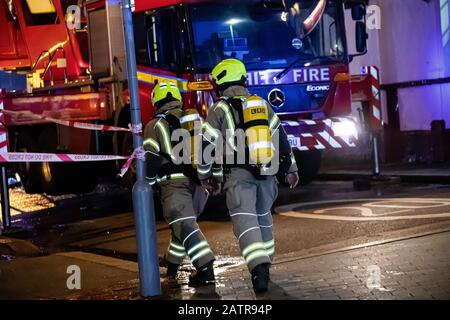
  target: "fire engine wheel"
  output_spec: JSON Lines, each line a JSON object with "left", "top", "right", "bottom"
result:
{"left": 38, "top": 128, "right": 97, "bottom": 195}
{"left": 15, "top": 131, "right": 43, "bottom": 194}
{"left": 294, "top": 150, "right": 322, "bottom": 185}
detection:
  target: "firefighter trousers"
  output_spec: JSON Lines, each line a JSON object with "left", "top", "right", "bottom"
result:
{"left": 159, "top": 178, "right": 215, "bottom": 270}
{"left": 224, "top": 168, "right": 278, "bottom": 272}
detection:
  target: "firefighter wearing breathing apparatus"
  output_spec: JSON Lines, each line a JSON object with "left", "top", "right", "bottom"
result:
{"left": 143, "top": 81, "right": 216, "bottom": 287}
{"left": 198, "top": 58, "right": 300, "bottom": 293}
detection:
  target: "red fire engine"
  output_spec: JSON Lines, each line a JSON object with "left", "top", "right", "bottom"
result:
{"left": 0, "top": 0, "right": 380, "bottom": 194}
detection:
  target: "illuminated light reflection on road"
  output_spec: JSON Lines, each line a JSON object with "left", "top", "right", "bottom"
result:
{"left": 214, "top": 256, "right": 246, "bottom": 290}
{"left": 214, "top": 256, "right": 245, "bottom": 275}
{"left": 0, "top": 188, "right": 56, "bottom": 218}
{"left": 164, "top": 255, "right": 244, "bottom": 291}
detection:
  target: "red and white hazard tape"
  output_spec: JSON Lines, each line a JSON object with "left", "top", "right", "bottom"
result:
{"left": 118, "top": 146, "right": 153, "bottom": 178}
{"left": 0, "top": 101, "right": 7, "bottom": 153}
{"left": 0, "top": 152, "right": 128, "bottom": 163}
{"left": 1, "top": 103, "right": 172, "bottom": 178}
{"left": 359, "top": 66, "right": 383, "bottom": 129}
{"left": 283, "top": 117, "right": 357, "bottom": 151}
{"left": 370, "top": 67, "right": 382, "bottom": 122}
{"left": 0, "top": 106, "right": 149, "bottom": 177}
{"left": 0, "top": 147, "right": 156, "bottom": 178}
{"left": 0, "top": 151, "right": 135, "bottom": 178}
{"left": 0, "top": 109, "right": 134, "bottom": 133}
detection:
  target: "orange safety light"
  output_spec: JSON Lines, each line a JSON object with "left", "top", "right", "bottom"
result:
{"left": 187, "top": 81, "right": 214, "bottom": 91}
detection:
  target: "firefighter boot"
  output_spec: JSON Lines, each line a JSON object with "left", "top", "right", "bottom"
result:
{"left": 166, "top": 262, "right": 180, "bottom": 280}
{"left": 188, "top": 261, "right": 215, "bottom": 287}
{"left": 251, "top": 263, "right": 270, "bottom": 293}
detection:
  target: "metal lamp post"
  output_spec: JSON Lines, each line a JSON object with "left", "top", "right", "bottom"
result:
{"left": 121, "top": 0, "right": 161, "bottom": 298}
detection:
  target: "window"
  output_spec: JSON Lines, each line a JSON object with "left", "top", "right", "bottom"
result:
{"left": 441, "top": 0, "right": 449, "bottom": 47}
{"left": 21, "top": 0, "right": 59, "bottom": 25}
{"left": 149, "top": 7, "right": 179, "bottom": 70}
{"left": 133, "top": 7, "right": 191, "bottom": 72}
{"left": 26, "top": 0, "right": 55, "bottom": 14}
{"left": 189, "top": 0, "right": 346, "bottom": 72}
{"left": 133, "top": 12, "right": 151, "bottom": 67}
{"left": 148, "top": 7, "right": 180, "bottom": 71}
{"left": 441, "top": 0, "right": 450, "bottom": 76}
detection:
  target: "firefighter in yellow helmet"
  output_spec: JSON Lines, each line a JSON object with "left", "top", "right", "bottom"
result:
{"left": 143, "top": 81, "right": 215, "bottom": 286}
{"left": 198, "top": 58, "right": 299, "bottom": 293}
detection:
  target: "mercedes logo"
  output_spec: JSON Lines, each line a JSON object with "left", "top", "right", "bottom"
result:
{"left": 268, "top": 89, "right": 285, "bottom": 109}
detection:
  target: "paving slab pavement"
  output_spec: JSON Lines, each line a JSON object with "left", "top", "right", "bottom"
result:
{"left": 0, "top": 251, "right": 140, "bottom": 300}
{"left": 215, "top": 231, "right": 450, "bottom": 300}
{"left": 1, "top": 231, "right": 449, "bottom": 300}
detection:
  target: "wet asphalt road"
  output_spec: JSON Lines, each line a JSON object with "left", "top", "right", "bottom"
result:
{"left": 5, "top": 180, "right": 450, "bottom": 262}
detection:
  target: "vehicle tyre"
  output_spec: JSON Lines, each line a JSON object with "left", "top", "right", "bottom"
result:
{"left": 116, "top": 105, "right": 131, "bottom": 156}
{"left": 294, "top": 150, "right": 322, "bottom": 185}
{"left": 69, "top": 163, "right": 98, "bottom": 195}
{"left": 38, "top": 127, "right": 97, "bottom": 195}
{"left": 14, "top": 131, "right": 43, "bottom": 193}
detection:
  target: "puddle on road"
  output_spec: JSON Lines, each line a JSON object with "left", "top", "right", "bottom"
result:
{"left": 370, "top": 286, "right": 393, "bottom": 292}
{"left": 1, "top": 188, "right": 56, "bottom": 218}
{"left": 1, "top": 183, "right": 129, "bottom": 221}
{"left": 161, "top": 255, "right": 245, "bottom": 299}
{"left": 214, "top": 256, "right": 245, "bottom": 275}
{"left": 386, "top": 270, "right": 405, "bottom": 276}
{"left": 169, "top": 255, "right": 244, "bottom": 282}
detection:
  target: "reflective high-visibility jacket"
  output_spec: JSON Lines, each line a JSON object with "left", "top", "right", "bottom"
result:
{"left": 143, "top": 101, "right": 215, "bottom": 269}
{"left": 143, "top": 101, "right": 187, "bottom": 185}
{"left": 144, "top": 101, "right": 223, "bottom": 184}
{"left": 197, "top": 86, "right": 298, "bottom": 181}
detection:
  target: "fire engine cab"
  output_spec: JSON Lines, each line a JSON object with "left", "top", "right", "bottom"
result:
{"left": 0, "top": 0, "right": 379, "bottom": 194}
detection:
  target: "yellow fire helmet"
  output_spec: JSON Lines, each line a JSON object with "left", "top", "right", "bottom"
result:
{"left": 151, "top": 81, "right": 182, "bottom": 106}
{"left": 211, "top": 58, "right": 247, "bottom": 86}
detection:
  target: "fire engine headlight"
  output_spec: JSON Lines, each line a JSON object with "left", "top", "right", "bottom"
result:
{"left": 333, "top": 121, "right": 358, "bottom": 137}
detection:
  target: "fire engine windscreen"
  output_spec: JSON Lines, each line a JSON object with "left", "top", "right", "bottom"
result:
{"left": 189, "top": 0, "right": 346, "bottom": 72}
